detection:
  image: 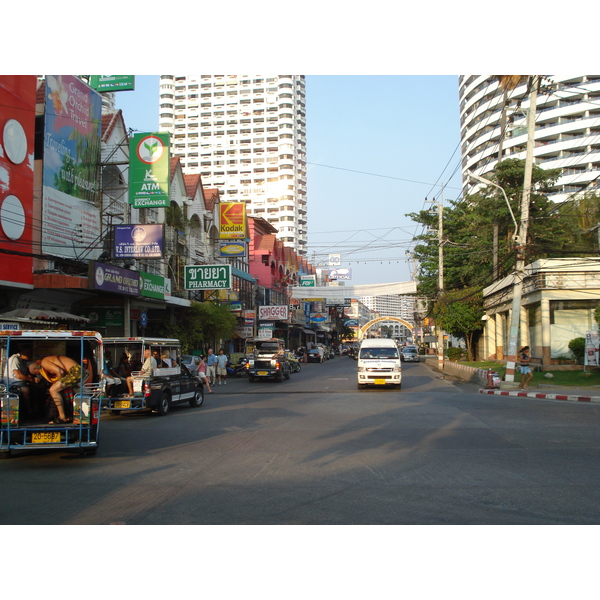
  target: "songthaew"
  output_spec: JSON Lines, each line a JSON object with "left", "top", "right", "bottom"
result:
{"left": 0, "top": 330, "right": 103, "bottom": 458}
{"left": 244, "top": 338, "right": 291, "bottom": 382}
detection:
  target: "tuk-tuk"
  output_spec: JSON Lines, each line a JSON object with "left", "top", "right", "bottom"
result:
{"left": 0, "top": 330, "right": 103, "bottom": 458}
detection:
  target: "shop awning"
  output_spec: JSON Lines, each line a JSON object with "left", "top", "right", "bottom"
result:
{"left": 0, "top": 309, "right": 90, "bottom": 323}
{"left": 303, "top": 328, "right": 316, "bottom": 335}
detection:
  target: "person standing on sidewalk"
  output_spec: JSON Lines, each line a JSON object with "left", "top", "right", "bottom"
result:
{"left": 216, "top": 349, "right": 229, "bottom": 385}
{"left": 206, "top": 348, "right": 218, "bottom": 387}
{"left": 519, "top": 346, "right": 533, "bottom": 389}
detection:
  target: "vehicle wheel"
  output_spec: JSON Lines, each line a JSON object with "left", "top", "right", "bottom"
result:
{"left": 0, "top": 450, "right": 11, "bottom": 459}
{"left": 276, "top": 370, "right": 284, "bottom": 382}
{"left": 248, "top": 376, "right": 255, "bottom": 382}
{"left": 110, "top": 410, "right": 120, "bottom": 416}
{"left": 284, "top": 366, "right": 291, "bottom": 380}
{"left": 158, "top": 392, "right": 171, "bottom": 416}
{"left": 357, "top": 383, "right": 365, "bottom": 390}
{"left": 189, "top": 388, "right": 204, "bottom": 408}
{"left": 296, "top": 363, "right": 301, "bottom": 372}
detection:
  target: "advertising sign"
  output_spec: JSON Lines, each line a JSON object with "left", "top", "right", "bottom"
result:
{"left": 585, "top": 330, "right": 599, "bottom": 366}
{"left": 140, "top": 271, "right": 168, "bottom": 300}
{"left": 329, "top": 268, "right": 352, "bottom": 280}
{"left": 129, "top": 132, "right": 170, "bottom": 208}
{"left": 235, "top": 326, "right": 253, "bottom": 338}
{"left": 299, "top": 275, "right": 316, "bottom": 287}
{"left": 89, "top": 75, "right": 135, "bottom": 92}
{"left": 114, "top": 224, "right": 164, "bottom": 258}
{"left": 310, "top": 313, "right": 327, "bottom": 323}
{"left": 219, "top": 202, "right": 246, "bottom": 239}
{"left": 0, "top": 76, "right": 36, "bottom": 287}
{"left": 184, "top": 264, "right": 231, "bottom": 290}
{"left": 86, "top": 307, "right": 124, "bottom": 327}
{"left": 89, "top": 261, "right": 140, "bottom": 296}
{"left": 258, "top": 305, "right": 289, "bottom": 321}
{"left": 219, "top": 241, "right": 246, "bottom": 257}
{"left": 42, "top": 75, "right": 103, "bottom": 260}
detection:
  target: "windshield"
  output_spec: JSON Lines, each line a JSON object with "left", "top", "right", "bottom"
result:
{"left": 359, "top": 347, "right": 399, "bottom": 359}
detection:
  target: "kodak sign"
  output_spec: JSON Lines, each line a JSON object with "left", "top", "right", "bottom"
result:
{"left": 219, "top": 202, "right": 246, "bottom": 239}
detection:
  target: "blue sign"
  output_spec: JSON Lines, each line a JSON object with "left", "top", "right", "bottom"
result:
{"left": 114, "top": 224, "right": 164, "bottom": 259}
{"left": 139, "top": 311, "right": 148, "bottom": 327}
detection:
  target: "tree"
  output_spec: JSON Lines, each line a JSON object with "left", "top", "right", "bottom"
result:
{"left": 152, "top": 301, "right": 237, "bottom": 353}
{"left": 432, "top": 287, "right": 484, "bottom": 361}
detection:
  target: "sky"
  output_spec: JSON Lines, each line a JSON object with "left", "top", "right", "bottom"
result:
{"left": 115, "top": 75, "right": 463, "bottom": 286}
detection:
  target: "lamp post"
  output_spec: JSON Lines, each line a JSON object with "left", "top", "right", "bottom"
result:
{"left": 468, "top": 172, "right": 519, "bottom": 235}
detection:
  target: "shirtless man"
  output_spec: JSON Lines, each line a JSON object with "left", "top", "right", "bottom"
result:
{"left": 29, "top": 355, "right": 83, "bottom": 423}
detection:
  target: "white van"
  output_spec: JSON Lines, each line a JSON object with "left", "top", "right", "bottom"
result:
{"left": 357, "top": 338, "right": 402, "bottom": 390}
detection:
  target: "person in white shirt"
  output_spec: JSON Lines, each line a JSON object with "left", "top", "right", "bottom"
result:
{"left": 126, "top": 348, "right": 156, "bottom": 396}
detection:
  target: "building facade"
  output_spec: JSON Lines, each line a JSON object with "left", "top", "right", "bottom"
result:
{"left": 158, "top": 75, "right": 308, "bottom": 255}
{"left": 459, "top": 75, "right": 600, "bottom": 203}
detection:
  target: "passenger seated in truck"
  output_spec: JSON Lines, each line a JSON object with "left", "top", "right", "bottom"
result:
{"left": 6, "top": 345, "right": 46, "bottom": 418}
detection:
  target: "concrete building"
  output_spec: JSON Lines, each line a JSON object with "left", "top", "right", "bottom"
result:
{"left": 481, "top": 258, "right": 600, "bottom": 365}
{"left": 459, "top": 75, "right": 600, "bottom": 202}
{"left": 359, "top": 294, "right": 416, "bottom": 339}
{"left": 158, "top": 75, "right": 308, "bottom": 255}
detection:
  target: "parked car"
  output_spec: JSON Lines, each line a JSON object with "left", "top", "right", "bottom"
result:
{"left": 182, "top": 354, "right": 200, "bottom": 372}
{"left": 307, "top": 348, "right": 323, "bottom": 363}
{"left": 400, "top": 346, "right": 419, "bottom": 362}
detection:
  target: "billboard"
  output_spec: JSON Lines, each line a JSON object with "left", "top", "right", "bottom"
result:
{"left": 258, "top": 305, "right": 289, "bottom": 321}
{"left": 42, "top": 75, "right": 103, "bottom": 260}
{"left": 328, "top": 268, "right": 352, "bottom": 280}
{"left": 219, "top": 202, "right": 246, "bottom": 239}
{"left": 129, "top": 132, "right": 170, "bottom": 208}
{"left": 184, "top": 264, "right": 231, "bottom": 290}
{"left": 114, "top": 224, "right": 164, "bottom": 259}
{"left": 89, "top": 261, "right": 140, "bottom": 295}
{"left": 0, "top": 76, "right": 36, "bottom": 287}
{"left": 219, "top": 241, "right": 246, "bottom": 257}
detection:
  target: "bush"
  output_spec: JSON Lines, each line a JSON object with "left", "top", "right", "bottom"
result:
{"left": 568, "top": 337, "right": 586, "bottom": 363}
{"left": 446, "top": 347, "right": 466, "bottom": 361}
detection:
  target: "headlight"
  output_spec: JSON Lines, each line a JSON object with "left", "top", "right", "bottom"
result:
{"left": 357, "top": 366, "right": 365, "bottom": 372}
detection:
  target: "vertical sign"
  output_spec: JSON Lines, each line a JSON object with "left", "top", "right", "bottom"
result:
{"left": 0, "top": 76, "right": 36, "bottom": 287}
{"left": 219, "top": 202, "right": 246, "bottom": 239}
{"left": 129, "top": 132, "right": 170, "bottom": 208}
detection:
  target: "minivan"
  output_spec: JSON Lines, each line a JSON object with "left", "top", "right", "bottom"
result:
{"left": 357, "top": 338, "right": 402, "bottom": 390}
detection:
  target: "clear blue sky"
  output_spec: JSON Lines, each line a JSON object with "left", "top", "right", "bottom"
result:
{"left": 115, "top": 75, "right": 463, "bottom": 286}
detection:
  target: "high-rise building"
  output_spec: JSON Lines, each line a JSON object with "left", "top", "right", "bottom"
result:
{"left": 158, "top": 75, "right": 308, "bottom": 254}
{"left": 459, "top": 75, "right": 600, "bottom": 202}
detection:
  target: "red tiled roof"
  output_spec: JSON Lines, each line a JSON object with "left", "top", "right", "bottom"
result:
{"left": 183, "top": 173, "right": 202, "bottom": 200}
{"left": 257, "top": 234, "right": 277, "bottom": 253}
{"left": 203, "top": 188, "right": 220, "bottom": 212}
{"left": 101, "top": 110, "right": 126, "bottom": 142}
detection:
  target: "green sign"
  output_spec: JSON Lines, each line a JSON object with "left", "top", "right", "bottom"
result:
{"left": 185, "top": 264, "right": 231, "bottom": 290}
{"left": 140, "top": 271, "right": 169, "bottom": 299}
{"left": 86, "top": 308, "right": 124, "bottom": 327}
{"left": 129, "top": 132, "right": 170, "bottom": 208}
{"left": 89, "top": 75, "right": 135, "bottom": 92}
{"left": 299, "top": 275, "right": 316, "bottom": 287}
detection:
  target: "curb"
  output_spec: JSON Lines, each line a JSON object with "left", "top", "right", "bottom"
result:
{"left": 478, "top": 388, "right": 600, "bottom": 403}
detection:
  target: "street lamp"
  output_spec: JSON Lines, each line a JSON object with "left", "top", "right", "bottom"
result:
{"left": 468, "top": 172, "right": 518, "bottom": 236}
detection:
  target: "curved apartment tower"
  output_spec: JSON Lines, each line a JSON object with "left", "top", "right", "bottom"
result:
{"left": 459, "top": 75, "right": 600, "bottom": 202}
{"left": 158, "top": 75, "right": 307, "bottom": 254}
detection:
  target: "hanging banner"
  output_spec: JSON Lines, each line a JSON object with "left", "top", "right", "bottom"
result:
{"left": 219, "top": 202, "right": 246, "bottom": 239}
{"left": 129, "top": 132, "right": 170, "bottom": 208}
{"left": 584, "top": 330, "right": 599, "bottom": 366}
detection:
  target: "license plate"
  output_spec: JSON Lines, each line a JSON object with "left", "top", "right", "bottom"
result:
{"left": 374, "top": 379, "right": 386, "bottom": 385}
{"left": 114, "top": 400, "right": 131, "bottom": 409}
{"left": 257, "top": 371, "right": 268, "bottom": 376}
{"left": 32, "top": 431, "right": 60, "bottom": 444}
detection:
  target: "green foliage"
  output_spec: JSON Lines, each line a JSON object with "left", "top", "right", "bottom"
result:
{"left": 568, "top": 337, "right": 586, "bottom": 362}
{"left": 153, "top": 301, "right": 237, "bottom": 353}
{"left": 446, "top": 346, "right": 466, "bottom": 361}
{"left": 595, "top": 306, "right": 600, "bottom": 327}
{"left": 433, "top": 287, "right": 484, "bottom": 360}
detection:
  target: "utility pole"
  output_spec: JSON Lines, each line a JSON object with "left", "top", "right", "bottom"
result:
{"left": 504, "top": 75, "right": 539, "bottom": 382}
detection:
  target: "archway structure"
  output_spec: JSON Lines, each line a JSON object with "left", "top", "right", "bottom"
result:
{"left": 358, "top": 316, "right": 414, "bottom": 341}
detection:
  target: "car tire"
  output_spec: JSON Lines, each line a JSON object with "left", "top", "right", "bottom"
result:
{"left": 157, "top": 392, "right": 171, "bottom": 416}
{"left": 284, "top": 365, "right": 291, "bottom": 380}
{"left": 357, "top": 383, "right": 365, "bottom": 390}
{"left": 189, "top": 388, "right": 204, "bottom": 408}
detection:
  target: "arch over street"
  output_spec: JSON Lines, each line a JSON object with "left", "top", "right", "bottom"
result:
{"left": 358, "top": 316, "right": 414, "bottom": 341}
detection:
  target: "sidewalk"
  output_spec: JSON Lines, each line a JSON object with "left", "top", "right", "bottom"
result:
{"left": 478, "top": 384, "right": 600, "bottom": 403}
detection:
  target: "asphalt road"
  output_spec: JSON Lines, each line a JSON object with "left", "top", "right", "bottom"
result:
{"left": 1, "top": 355, "right": 599, "bottom": 525}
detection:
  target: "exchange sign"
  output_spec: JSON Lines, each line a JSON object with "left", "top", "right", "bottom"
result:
{"left": 184, "top": 264, "right": 231, "bottom": 290}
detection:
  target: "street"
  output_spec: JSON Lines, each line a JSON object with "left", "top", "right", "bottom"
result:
{"left": 1, "top": 355, "right": 600, "bottom": 525}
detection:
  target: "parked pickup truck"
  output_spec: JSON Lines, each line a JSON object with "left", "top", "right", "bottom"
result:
{"left": 244, "top": 338, "right": 291, "bottom": 382}
{"left": 101, "top": 337, "right": 203, "bottom": 416}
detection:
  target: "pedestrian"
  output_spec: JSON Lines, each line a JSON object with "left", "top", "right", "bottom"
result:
{"left": 216, "top": 349, "right": 228, "bottom": 385}
{"left": 196, "top": 355, "right": 213, "bottom": 393}
{"left": 519, "top": 345, "right": 533, "bottom": 389}
{"left": 206, "top": 348, "right": 218, "bottom": 386}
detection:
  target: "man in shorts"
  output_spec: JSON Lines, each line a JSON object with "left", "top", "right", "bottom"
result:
{"left": 216, "top": 349, "right": 229, "bottom": 385}
{"left": 206, "top": 348, "right": 218, "bottom": 386}
{"left": 30, "top": 355, "right": 82, "bottom": 423}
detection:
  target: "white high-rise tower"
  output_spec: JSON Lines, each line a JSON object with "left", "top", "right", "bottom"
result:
{"left": 159, "top": 75, "right": 308, "bottom": 254}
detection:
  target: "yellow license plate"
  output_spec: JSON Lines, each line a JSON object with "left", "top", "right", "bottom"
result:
{"left": 32, "top": 431, "right": 61, "bottom": 444}
{"left": 374, "top": 379, "right": 386, "bottom": 385}
{"left": 114, "top": 400, "right": 131, "bottom": 409}
{"left": 257, "top": 371, "right": 268, "bottom": 376}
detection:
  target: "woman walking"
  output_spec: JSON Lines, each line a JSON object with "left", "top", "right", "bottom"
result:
{"left": 519, "top": 346, "right": 533, "bottom": 389}
{"left": 196, "top": 355, "right": 213, "bottom": 393}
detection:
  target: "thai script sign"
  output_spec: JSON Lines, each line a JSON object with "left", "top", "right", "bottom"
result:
{"left": 184, "top": 264, "right": 231, "bottom": 290}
